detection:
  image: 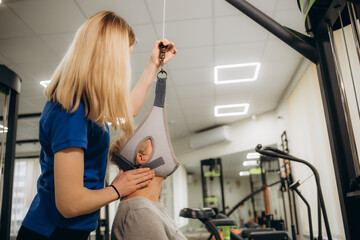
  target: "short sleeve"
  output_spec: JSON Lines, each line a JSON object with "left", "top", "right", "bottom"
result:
{"left": 50, "top": 104, "right": 88, "bottom": 153}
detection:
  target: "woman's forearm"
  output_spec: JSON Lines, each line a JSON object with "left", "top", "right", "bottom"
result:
{"left": 54, "top": 147, "right": 154, "bottom": 218}
{"left": 56, "top": 186, "right": 118, "bottom": 218}
{"left": 54, "top": 147, "right": 118, "bottom": 218}
{"left": 130, "top": 39, "right": 176, "bottom": 116}
{"left": 130, "top": 60, "right": 158, "bottom": 116}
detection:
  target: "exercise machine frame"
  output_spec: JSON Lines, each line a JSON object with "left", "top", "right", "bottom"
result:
{"left": 256, "top": 145, "right": 331, "bottom": 240}
{"left": 0, "top": 65, "right": 21, "bottom": 240}
{"left": 225, "top": 0, "right": 360, "bottom": 239}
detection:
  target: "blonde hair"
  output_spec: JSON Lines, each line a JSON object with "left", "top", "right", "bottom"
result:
{"left": 108, "top": 133, "right": 127, "bottom": 163}
{"left": 45, "top": 11, "right": 136, "bottom": 135}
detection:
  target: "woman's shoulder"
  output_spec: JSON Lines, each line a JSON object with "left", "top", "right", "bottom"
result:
{"left": 41, "top": 100, "right": 87, "bottom": 128}
{"left": 43, "top": 100, "right": 85, "bottom": 117}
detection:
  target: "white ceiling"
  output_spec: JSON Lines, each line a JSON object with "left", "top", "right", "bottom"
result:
{"left": 0, "top": 0, "right": 305, "bottom": 158}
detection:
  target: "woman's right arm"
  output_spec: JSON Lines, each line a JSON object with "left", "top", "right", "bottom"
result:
{"left": 54, "top": 147, "right": 154, "bottom": 218}
{"left": 130, "top": 39, "right": 177, "bottom": 116}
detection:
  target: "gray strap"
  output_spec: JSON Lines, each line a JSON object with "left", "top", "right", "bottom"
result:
{"left": 154, "top": 77, "right": 166, "bottom": 108}
{"left": 112, "top": 153, "right": 135, "bottom": 171}
{"left": 141, "top": 157, "right": 165, "bottom": 170}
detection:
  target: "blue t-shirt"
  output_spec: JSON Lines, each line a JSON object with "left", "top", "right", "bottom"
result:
{"left": 22, "top": 100, "right": 110, "bottom": 237}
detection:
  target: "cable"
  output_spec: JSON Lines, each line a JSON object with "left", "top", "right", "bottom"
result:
{"left": 300, "top": 174, "right": 314, "bottom": 185}
{"left": 162, "top": 0, "right": 166, "bottom": 39}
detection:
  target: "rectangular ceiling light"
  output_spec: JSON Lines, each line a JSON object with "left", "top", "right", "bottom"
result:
{"left": 239, "top": 171, "right": 250, "bottom": 176}
{"left": 0, "top": 124, "right": 8, "bottom": 133}
{"left": 40, "top": 80, "right": 51, "bottom": 88}
{"left": 214, "top": 103, "right": 249, "bottom": 117}
{"left": 243, "top": 160, "right": 258, "bottom": 166}
{"left": 247, "top": 152, "right": 260, "bottom": 159}
{"left": 214, "top": 62, "right": 260, "bottom": 84}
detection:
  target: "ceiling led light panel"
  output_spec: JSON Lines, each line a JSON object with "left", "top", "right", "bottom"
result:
{"left": 239, "top": 171, "right": 250, "bottom": 176}
{"left": 243, "top": 160, "right": 259, "bottom": 166}
{"left": 0, "top": 124, "right": 8, "bottom": 133}
{"left": 40, "top": 80, "right": 51, "bottom": 88}
{"left": 247, "top": 152, "right": 260, "bottom": 159}
{"left": 214, "top": 103, "right": 249, "bottom": 117}
{"left": 214, "top": 62, "right": 261, "bottom": 84}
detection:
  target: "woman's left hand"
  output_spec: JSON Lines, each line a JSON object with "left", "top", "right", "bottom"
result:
{"left": 150, "top": 39, "right": 177, "bottom": 68}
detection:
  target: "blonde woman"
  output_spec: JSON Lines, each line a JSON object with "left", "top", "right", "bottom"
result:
{"left": 17, "top": 11, "right": 176, "bottom": 240}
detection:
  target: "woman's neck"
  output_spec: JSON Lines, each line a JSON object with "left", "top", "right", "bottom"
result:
{"left": 124, "top": 176, "right": 164, "bottom": 202}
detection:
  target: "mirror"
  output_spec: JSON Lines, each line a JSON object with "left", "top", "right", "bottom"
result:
{"left": 184, "top": 144, "right": 286, "bottom": 231}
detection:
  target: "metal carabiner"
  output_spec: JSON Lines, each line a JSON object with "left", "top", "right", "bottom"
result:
{"left": 157, "top": 69, "right": 168, "bottom": 79}
{"left": 158, "top": 42, "right": 168, "bottom": 73}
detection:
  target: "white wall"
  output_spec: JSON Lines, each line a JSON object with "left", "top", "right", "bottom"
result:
{"left": 107, "top": 164, "right": 120, "bottom": 230}
{"left": 281, "top": 63, "right": 345, "bottom": 239}
{"left": 223, "top": 176, "right": 252, "bottom": 225}
{"left": 172, "top": 165, "right": 189, "bottom": 228}
{"left": 185, "top": 175, "right": 206, "bottom": 231}
{"left": 173, "top": 110, "right": 281, "bottom": 164}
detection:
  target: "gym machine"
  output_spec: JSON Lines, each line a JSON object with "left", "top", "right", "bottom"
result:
{"left": 225, "top": 0, "right": 360, "bottom": 239}
{"left": 0, "top": 65, "right": 21, "bottom": 240}
{"left": 180, "top": 207, "right": 240, "bottom": 240}
{"left": 201, "top": 158, "right": 226, "bottom": 214}
{"left": 192, "top": 153, "right": 290, "bottom": 239}
{"left": 180, "top": 206, "right": 290, "bottom": 240}
{"left": 279, "top": 132, "right": 299, "bottom": 239}
{"left": 256, "top": 144, "right": 331, "bottom": 240}
{"left": 258, "top": 155, "right": 286, "bottom": 230}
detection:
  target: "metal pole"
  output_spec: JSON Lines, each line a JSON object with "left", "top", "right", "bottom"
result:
{"left": 347, "top": 2, "right": 360, "bottom": 64}
{"left": 283, "top": 160, "right": 296, "bottom": 240}
{"left": 291, "top": 189, "right": 300, "bottom": 235}
{"left": 293, "top": 188, "right": 314, "bottom": 240}
{"left": 201, "top": 160, "right": 206, "bottom": 208}
{"left": 260, "top": 159, "right": 270, "bottom": 216}
{"left": 315, "top": 20, "right": 360, "bottom": 239}
{"left": 279, "top": 133, "right": 288, "bottom": 231}
{"left": 225, "top": 0, "right": 318, "bottom": 63}
{"left": 96, "top": 217, "right": 101, "bottom": 240}
{"left": 0, "top": 90, "right": 19, "bottom": 240}
{"left": 249, "top": 174, "right": 256, "bottom": 219}
{"left": 0, "top": 112, "right": 41, "bottom": 122}
{"left": 218, "top": 158, "right": 226, "bottom": 214}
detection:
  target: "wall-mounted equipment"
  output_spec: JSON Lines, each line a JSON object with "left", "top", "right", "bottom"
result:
{"left": 189, "top": 126, "right": 231, "bottom": 149}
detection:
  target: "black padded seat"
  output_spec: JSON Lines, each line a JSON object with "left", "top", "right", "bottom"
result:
{"left": 210, "top": 218, "right": 237, "bottom": 227}
{"left": 241, "top": 228, "right": 275, "bottom": 238}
